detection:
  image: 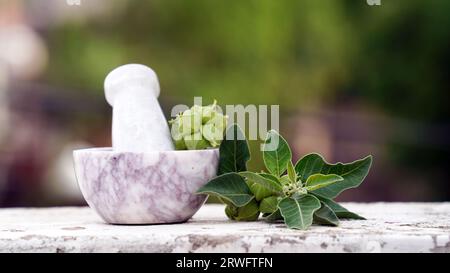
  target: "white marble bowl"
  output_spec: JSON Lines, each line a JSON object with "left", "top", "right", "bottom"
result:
{"left": 73, "top": 148, "right": 219, "bottom": 224}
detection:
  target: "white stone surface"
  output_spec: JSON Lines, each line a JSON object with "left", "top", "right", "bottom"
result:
{"left": 0, "top": 203, "right": 449, "bottom": 253}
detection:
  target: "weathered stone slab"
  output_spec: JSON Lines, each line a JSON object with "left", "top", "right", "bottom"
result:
{"left": 0, "top": 203, "right": 449, "bottom": 253}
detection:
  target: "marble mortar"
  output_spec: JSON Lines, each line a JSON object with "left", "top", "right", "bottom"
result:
{"left": 73, "top": 148, "right": 219, "bottom": 224}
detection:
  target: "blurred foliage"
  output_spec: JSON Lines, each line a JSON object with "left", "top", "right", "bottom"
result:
{"left": 45, "top": 0, "right": 449, "bottom": 120}
{"left": 43, "top": 0, "right": 450, "bottom": 176}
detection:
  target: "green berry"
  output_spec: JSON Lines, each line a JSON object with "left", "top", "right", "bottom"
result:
{"left": 225, "top": 200, "right": 260, "bottom": 221}
{"left": 180, "top": 109, "right": 202, "bottom": 134}
{"left": 184, "top": 132, "right": 209, "bottom": 150}
{"left": 169, "top": 100, "right": 228, "bottom": 150}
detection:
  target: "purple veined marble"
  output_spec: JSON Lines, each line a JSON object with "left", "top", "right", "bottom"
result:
{"left": 73, "top": 148, "right": 219, "bottom": 224}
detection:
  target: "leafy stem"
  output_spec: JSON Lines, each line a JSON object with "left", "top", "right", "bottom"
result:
{"left": 196, "top": 124, "right": 373, "bottom": 230}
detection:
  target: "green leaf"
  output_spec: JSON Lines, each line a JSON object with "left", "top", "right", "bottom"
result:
{"left": 218, "top": 124, "right": 250, "bottom": 175}
{"left": 197, "top": 173, "right": 254, "bottom": 207}
{"left": 248, "top": 183, "right": 273, "bottom": 201}
{"left": 313, "top": 202, "right": 339, "bottom": 226}
{"left": 263, "top": 209, "right": 283, "bottom": 222}
{"left": 279, "top": 175, "right": 291, "bottom": 185}
{"left": 225, "top": 199, "right": 260, "bottom": 221}
{"left": 239, "top": 172, "right": 283, "bottom": 193}
{"left": 259, "top": 173, "right": 283, "bottom": 186}
{"left": 262, "top": 130, "right": 292, "bottom": 177}
{"left": 304, "top": 174, "right": 344, "bottom": 192}
{"left": 259, "top": 196, "right": 279, "bottom": 214}
{"left": 218, "top": 196, "right": 234, "bottom": 207}
{"left": 278, "top": 194, "right": 321, "bottom": 230}
{"left": 295, "top": 153, "right": 372, "bottom": 199}
{"left": 287, "top": 160, "right": 297, "bottom": 183}
{"left": 315, "top": 196, "right": 366, "bottom": 220}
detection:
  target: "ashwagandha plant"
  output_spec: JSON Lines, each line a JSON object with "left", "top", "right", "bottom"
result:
{"left": 169, "top": 100, "right": 228, "bottom": 150}
{"left": 196, "top": 124, "right": 373, "bottom": 230}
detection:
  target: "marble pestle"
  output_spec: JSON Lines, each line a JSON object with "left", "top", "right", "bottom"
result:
{"left": 104, "top": 64, "right": 174, "bottom": 152}
{"left": 74, "top": 64, "right": 219, "bottom": 224}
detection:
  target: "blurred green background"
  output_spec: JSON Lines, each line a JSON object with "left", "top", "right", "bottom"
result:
{"left": 0, "top": 0, "right": 449, "bottom": 206}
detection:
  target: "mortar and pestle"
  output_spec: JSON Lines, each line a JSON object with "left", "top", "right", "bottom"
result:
{"left": 73, "top": 64, "right": 219, "bottom": 224}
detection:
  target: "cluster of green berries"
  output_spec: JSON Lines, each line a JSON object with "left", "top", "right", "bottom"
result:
{"left": 169, "top": 100, "right": 228, "bottom": 150}
{"left": 226, "top": 172, "right": 307, "bottom": 221}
